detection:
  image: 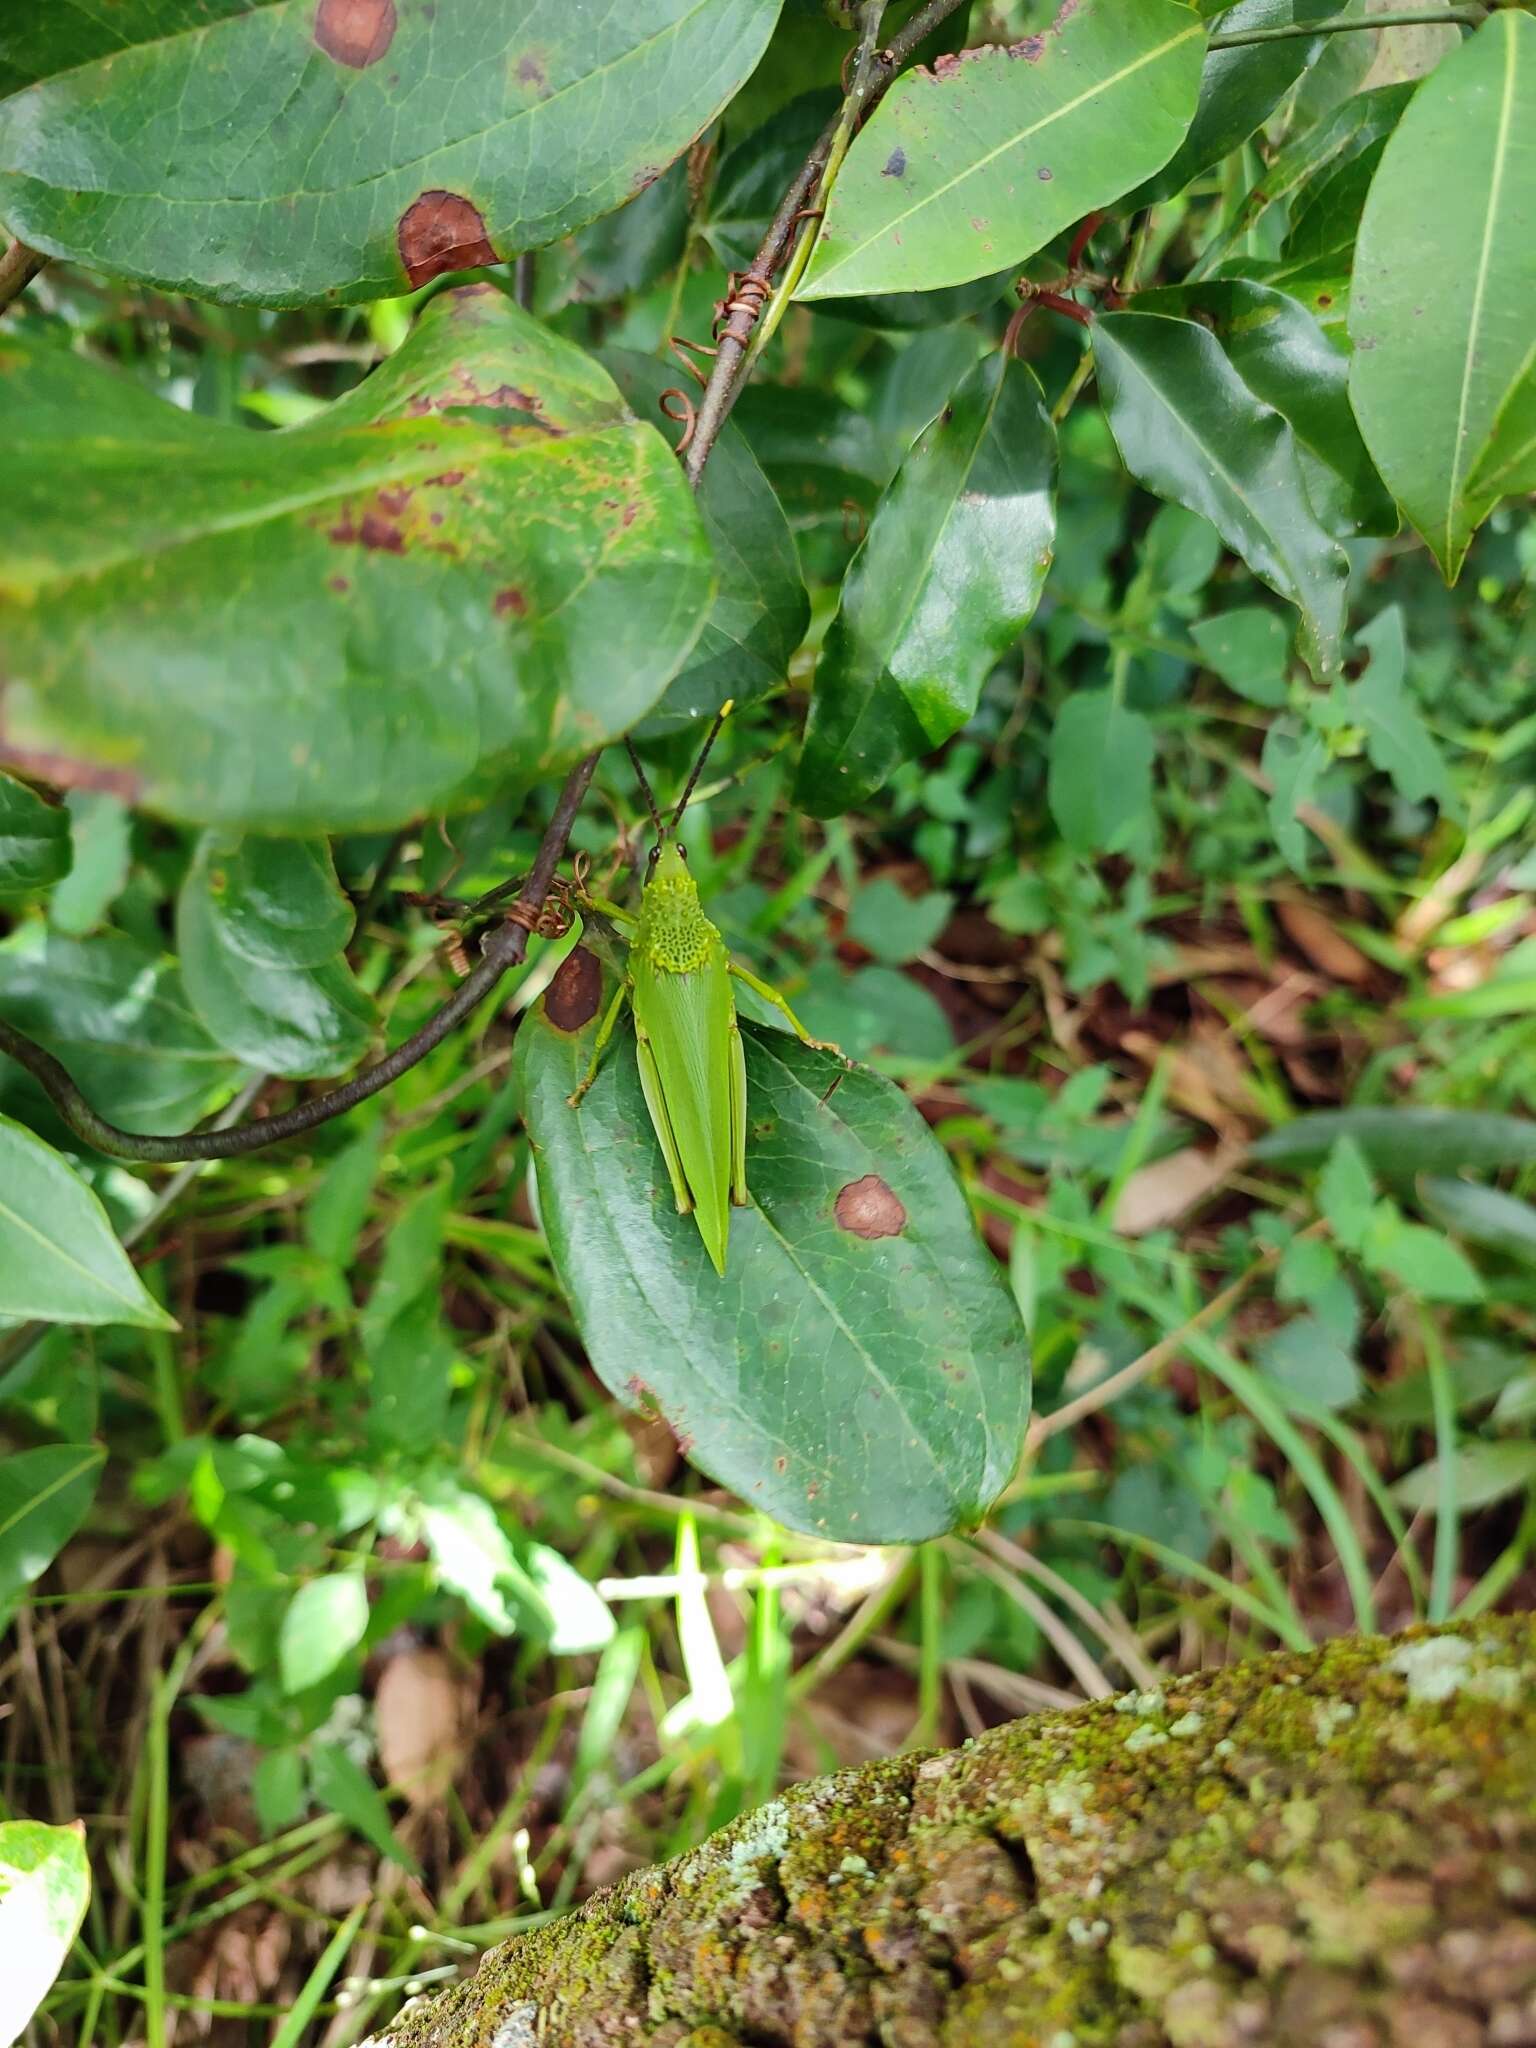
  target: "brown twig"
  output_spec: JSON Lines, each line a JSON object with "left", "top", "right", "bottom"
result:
{"left": 0, "top": 237, "right": 46, "bottom": 315}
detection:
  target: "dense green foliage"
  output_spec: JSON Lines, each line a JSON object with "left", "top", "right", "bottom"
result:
{"left": 0, "top": 0, "right": 1534, "bottom": 2036}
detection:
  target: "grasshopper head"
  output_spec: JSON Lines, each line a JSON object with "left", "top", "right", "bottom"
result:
{"left": 645, "top": 839, "right": 695, "bottom": 894}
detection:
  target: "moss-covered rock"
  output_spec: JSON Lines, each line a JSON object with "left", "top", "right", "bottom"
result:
{"left": 381, "top": 1617, "right": 1536, "bottom": 2046}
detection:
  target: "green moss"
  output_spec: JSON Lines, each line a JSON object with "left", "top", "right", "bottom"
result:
{"left": 380, "top": 1617, "right": 1536, "bottom": 2048}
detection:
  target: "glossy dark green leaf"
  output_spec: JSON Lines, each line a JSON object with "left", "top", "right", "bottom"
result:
{"left": 1349, "top": 12, "right": 1536, "bottom": 579}
{"left": 1196, "top": 81, "right": 1413, "bottom": 278}
{"left": 1092, "top": 311, "right": 1349, "bottom": 679}
{"left": 0, "top": 1818, "right": 91, "bottom": 2047}
{"left": 799, "top": 0, "right": 1205, "bottom": 300}
{"left": 1134, "top": 280, "right": 1395, "bottom": 536}
{"left": 0, "top": 288, "right": 713, "bottom": 831}
{"left": 1125, "top": 0, "right": 1334, "bottom": 207}
{"left": 0, "top": 773, "right": 69, "bottom": 900}
{"left": 796, "top": 351, "right": 1056, "bottom": 815}
{"left": 1047, "top": 690, "right": 1156, "bottom": 855}
{"left": 1254, "top": 1108, "right": 1536, "bottom": 1177}
{"left": 0, "top": 0, "right": 782, "bottom": 306}
{"left": 602, "top": 351, "right": 808, "bottom": 736}
{"left": 177, "top": 834, "right": 375, "bottom": 1076}
{"left": 519, "top": 951, "right": 1030, "bottom": 1543}
{"left": 0, "top": 932, "right": 242, "bottom": 1134}
{"left": 733, "top": 383, "right": 902, "bottom": 583}
{"left": 0, "top": 1120, "right": 171, "bottom": 1328}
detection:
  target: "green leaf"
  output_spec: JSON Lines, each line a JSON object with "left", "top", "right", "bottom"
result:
{"left": 1190, "top": 607, "right": 1290, "bottom": 707}
{"left": 518, "top": 951, "right": 1030, "bottom": 1544}
{"left": 0, "top": 288, "right": 713, "bottom": 832}
{"left": 1255, "top": 1109, "right": 1536, "bottom": 1177}
{"left": 0, "top": 932, "right": 241, "bottom": 1135}
{"left": 279, "top": 1574, "right": 370, "bottom": 1696}
{"left": 796, "top": 351, "right": 1056, "bottom": 814}
{"left": 1199, "top": 80, "right": 1413, "bottom": 276}
{"left": 178, "top": 835, "right": 375, "bottom": 1077}
{"left": 1362, "top": 1214, "right": 1484, "bottom": 1305}
{"left": 417, "top": 1479, "right": 525, "bottom": 1636}
{"left": 799, "top": 0, "right": 1204, "bottom": 300}
{"left": 1093, "top": 312, "right": 1348, "bottom": 678}
{"left": 1348, "top": 12, "right": 1536, "bottom": 578}
{"left": 1125, "top": 0, "right": 1335, "bottom": 208}
{"left": 0, "top": 1119, "right": 171, "bottom": 1328}
{"left": 0, "top": 1819, "right": 90, "bottom": 2046}
{"left": 0, "top": 1445, "right": 106, "bottom": 1625}
{"left": 308, "top": 1743, "right": 418, "bottom": 1875}
{"left": 1348, "top": 608, "right": 1452, "bottom": 809}
{"left": 1318, "top": 1136, "right": 1375, "bottom": 1253}
{"left": 0, "top": 0, "right": 783, "bottom": 306}
{"left": 1134, "top": 280, "right": 1395, "bottom": 536}
{"left": 602, "top": 350, "right": 808, "bottom": 736}
{"left": 1260, "top": 720, "right": 1327, "bottom": 872}
{"left": 0, "top": 774, "right": 69, "bottom": 901}
{"left": 45, "top": 795, "right": 131, "bottom": 940}
{"left": 1254, "top": 1314, "right": 1362, "bottom": 1414}
{"left": 1394, "top": 1441, "right": 1536, "bottom": 1515}
{"left": 1419, "top": 1179, "right": 1536, "bottom": 1267}
{"left": 846, "top": 879, "right": 953, "bottom": 966}
{"left": 1047, "top": 690, "right": 1156, "bottom": 855}
{"left": 251, "top": 1749, "right": 308, "bottom": 1835}
{"left": 1469, "top": 358, "right": 1536, "bottom": 504}
{"left": 521, "top": 1543, "right": 615, "bottom": 1656}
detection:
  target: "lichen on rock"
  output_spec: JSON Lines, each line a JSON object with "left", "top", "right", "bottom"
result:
{"left": 381, "top": 1616, "right": 1536, "bottom": 2046}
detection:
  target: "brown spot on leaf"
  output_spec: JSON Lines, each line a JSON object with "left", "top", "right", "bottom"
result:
{"left": 425, "top": 469, "right": 465, "bottom": 487}
{"left": 516, "top": 52, "right": 547, "bottom": 88}
{"left": 1011, "top": 33, "right": 1046, "bottom": 59}
{"left": 545, "top": 946, "right": 602, "bottom": 1033}
{"left": 1037, "top": 166, "right": 1053, "bottom": 181}
{"left": 835, "top": 1175, "right": 907, "bottom": 1241}
{"left": 314, "top": 0, "right": 396, "bottom": 68}
{"left": 398, "top": 190, "right": 498, "bottom": 289}
{"left": 494, "top": 586, "right": 527, "bottom": 618}
{"left": 328, "top": 575, "right": 349, "bottom": 593}
{"left": 375, "top": 486, "right": 412, "bottom": 517}
{"left": 883, "top": 147, "right": 907, "bottom": 178}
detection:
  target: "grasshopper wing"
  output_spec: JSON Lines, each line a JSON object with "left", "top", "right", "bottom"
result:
{"left": 631, "top": 938, "right": 735, "bottom": 1275}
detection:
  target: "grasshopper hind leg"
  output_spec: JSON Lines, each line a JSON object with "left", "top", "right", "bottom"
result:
{"left": 634, "top": 1024, "right": 693, "bottom": 1218}
{"left": 729, "top": 1016, "right": 748, "bottom": 1208}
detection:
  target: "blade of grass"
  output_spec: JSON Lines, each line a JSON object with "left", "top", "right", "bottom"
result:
{"left": 1419, "top": 1311, "right": 1460, "bottom": 1623}
{"left": 1059, "top": 1519, "right": 1312, "bottom": 1651}
{"left": 268, "top": 1902, "right": 366, "bottom": 2048}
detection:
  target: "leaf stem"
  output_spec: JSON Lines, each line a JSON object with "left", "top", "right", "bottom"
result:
{"left": 1209, "top": 5, "right": 1484, "bottom": 48}
{"left": 0, "top": 237, "right": 46, "bottom": 314}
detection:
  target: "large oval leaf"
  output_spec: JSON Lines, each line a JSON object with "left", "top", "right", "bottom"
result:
{"left": 0, "top": 287, "right": 713, "bottom": 831}
{"left": 601, "top": 351, "right": 808, "bottom": 737}
{"left": 177, "top": 835, "right": 375, "bottom": 1076}
{"left": 796, "top": 351, "right": 1056, "bottom": 816}
{"left": 798, "top": 0, "right": 1204, "bottom": 301}
{"left": 0, "top": 0, "right": 782, "bottom": 306}
{"left": 518, "top": 949, "right": 1030, "bottom": 1543}
{"left": 0, "top": 932, "right": 242, "bottom": 1134}
{"left": 1092, "top": 310, "right": 1349, "bottom": 678}
{"left": 1348, "top": 11, "right": 1536, "bottom": 580}
{"left": 0, "top": 1117, "right": 170, "bottom": 1327}
{"left": 0, "top": 1818, "right": 91, "bottom": 2044}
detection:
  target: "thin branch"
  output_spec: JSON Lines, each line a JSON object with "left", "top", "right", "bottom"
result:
{"left": 0, "top": 238, "right": 47, "bottom": 315}
{"left": 0, "top": 753, "right": 598, "bottom": 1161}
{"left": 683, "top": 0, "right": 972, "bottom": 480}
{"left": 1209, "top": 5, "right": 1483, "bottom": 47}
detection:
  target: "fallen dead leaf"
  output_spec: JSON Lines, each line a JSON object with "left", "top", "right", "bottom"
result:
{"left": 1276, "top": 900, "right": 1372, "bottom": 986}
{"left": 1112, "top": 1143, "right": 1245, "bottom": 1236}
{"left": 375, "top": 1644, "right": 465, "bottom": 1809}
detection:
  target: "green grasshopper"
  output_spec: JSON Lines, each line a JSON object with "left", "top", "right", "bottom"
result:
{"left": 567, "top": 707, "right": 836, "bottom": 1276}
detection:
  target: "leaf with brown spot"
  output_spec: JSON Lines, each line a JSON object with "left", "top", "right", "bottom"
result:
{"left": 518, "top": 960, "right": 1029, "bottom": 1544}
{"left": 0, "top": 0, "right": 784, "bottom": 305}
{"left": 0, "top": 288, "right": 713, "bottom": 831}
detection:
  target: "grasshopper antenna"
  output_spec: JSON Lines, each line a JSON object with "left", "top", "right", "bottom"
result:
{"left": 669, "top": 699, "right": 734, "bottom": 833}
{"left": 625, "top": 738, "right": 666, "bottom": 842}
